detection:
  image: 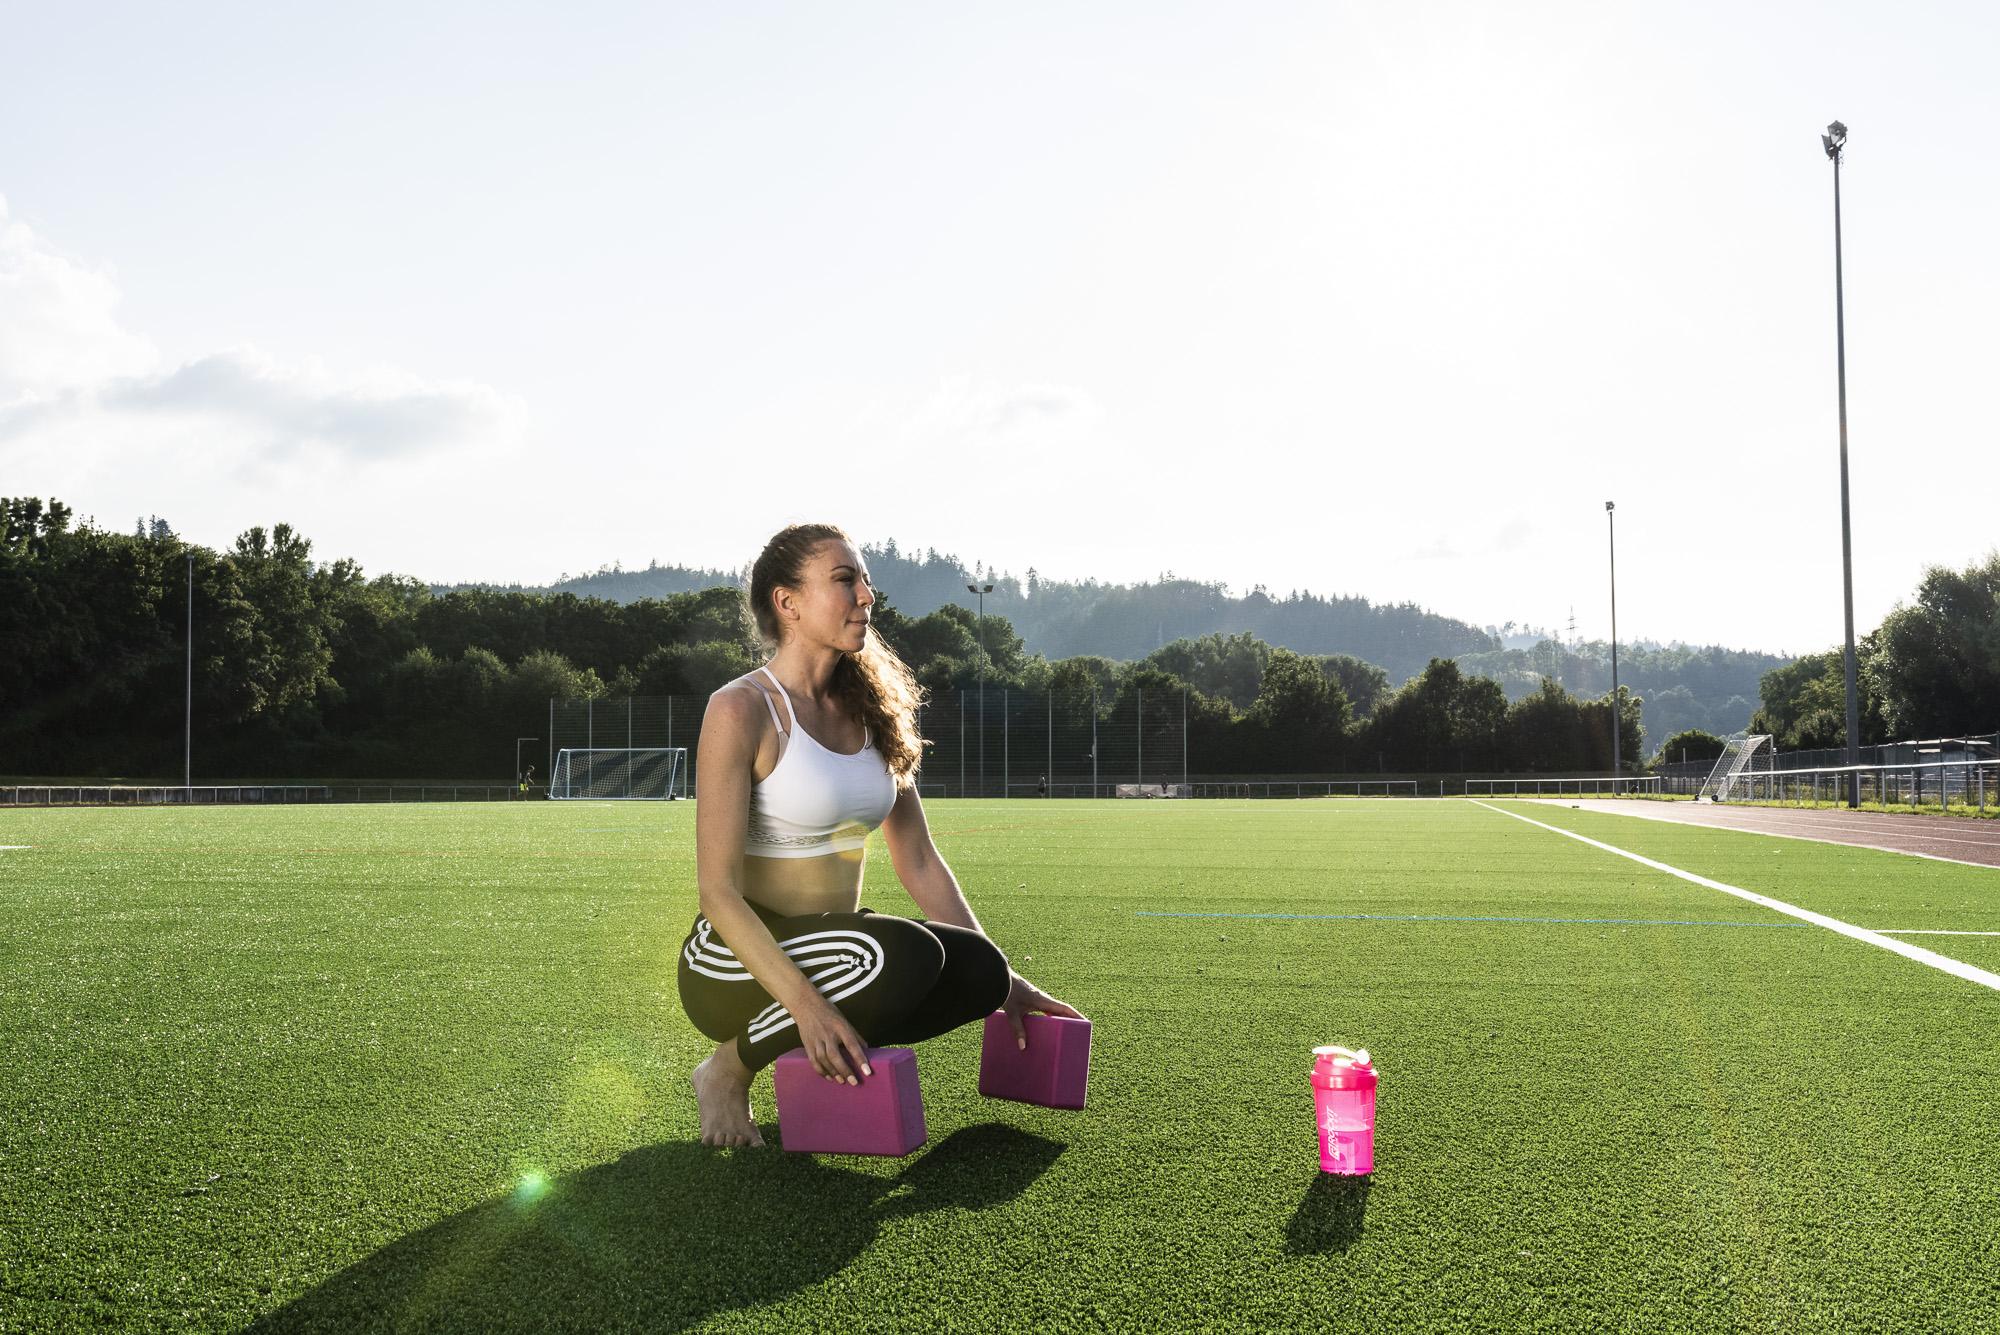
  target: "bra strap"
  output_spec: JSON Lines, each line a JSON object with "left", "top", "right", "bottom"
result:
{"left": 749, "top": 669, "right": 791, "bottom": 740}
{"left": 755, "top": 667, "right": 795, "bottom": 736}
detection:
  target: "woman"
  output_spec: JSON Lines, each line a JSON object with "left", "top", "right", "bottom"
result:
{"left": 680, "top": 523, "right": 1081, "bottom": 1147}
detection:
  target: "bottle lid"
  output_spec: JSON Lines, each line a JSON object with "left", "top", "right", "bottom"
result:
{"left": 1312, "top": 1045, "right": 1372, "bottom": 1068}
{"left": 1311, "top": 1045, "right": 1378, "bottom": 1089}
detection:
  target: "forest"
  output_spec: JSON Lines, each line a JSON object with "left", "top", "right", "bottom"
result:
{"left": 7, "top": 499, "right": 1995, "bottom": 782}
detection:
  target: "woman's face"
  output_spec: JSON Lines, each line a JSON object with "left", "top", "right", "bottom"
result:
{"left": 775, "top": 540, "right": 875, "bottom": 653}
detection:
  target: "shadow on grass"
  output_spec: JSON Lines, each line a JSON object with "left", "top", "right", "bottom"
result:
{"left": 246, "top": 1123, "right": 1063, "bottom": 1334}
{"left": 1285, "top": 1173, "right": 1371, "bottom": 1255}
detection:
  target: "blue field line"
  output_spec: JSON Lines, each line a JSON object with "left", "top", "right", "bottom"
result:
{"left": 1134, "top": 911, "right": 1807, "bottom": 928}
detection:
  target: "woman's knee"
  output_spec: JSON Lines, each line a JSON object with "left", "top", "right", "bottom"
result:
{"left": 934, "top": 925, "right": 1012, "bottom": 1015}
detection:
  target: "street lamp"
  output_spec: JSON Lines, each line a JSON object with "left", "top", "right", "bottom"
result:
{"left": 1824, "top": 119, "right": 1862, "bottom": 808}
{"left": 1606, "top": 501, "right": 1620, "bottom": 793}
{"left": 185, "top": 553, "right": 194, "bottom": 790}
{"left": 967, "top": 583, "right": 992, "bottom": 796}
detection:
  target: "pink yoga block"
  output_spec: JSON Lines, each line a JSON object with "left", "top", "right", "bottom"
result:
{"left": 978, "top": 1012, "right": 1091, "bottom": 1110}
{"left": 771, "top": 1046, "right": 927, "bottom": 1156}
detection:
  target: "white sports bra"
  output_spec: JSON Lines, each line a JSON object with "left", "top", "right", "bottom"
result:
{"left": 742, "top": 667, "right": 898, "bottom": 859}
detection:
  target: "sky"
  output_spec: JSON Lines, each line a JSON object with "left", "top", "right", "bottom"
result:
{"left": 3, "top": 0, "right": 1997, "bottom": 655}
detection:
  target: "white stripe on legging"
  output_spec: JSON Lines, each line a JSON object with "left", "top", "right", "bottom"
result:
{"left": 681, "top": 919, "right": 893, "bottom": 1045}
{"left": 745, "top": 935, "right": 889, "bottom": 1045}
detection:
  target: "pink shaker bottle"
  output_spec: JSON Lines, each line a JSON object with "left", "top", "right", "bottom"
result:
{"left": 1311, "top": 1046, "right": 1378, "bottom": 1174}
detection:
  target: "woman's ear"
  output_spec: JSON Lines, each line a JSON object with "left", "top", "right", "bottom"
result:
{"left": 771, "top": 584, "right": 801, "bottom": 626}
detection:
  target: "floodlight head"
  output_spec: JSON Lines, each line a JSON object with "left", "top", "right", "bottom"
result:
{"left": 983, "top": 584, "right": 994, "bottom": 593}
{"left": 1824, "top": 121, "right": 1846, "bottom": 160}
{"left": 1605, "top": 500, "right": 1615, "bottom": 512}
{"left": 967, "top": 584, "right": 978, "bottom": 594}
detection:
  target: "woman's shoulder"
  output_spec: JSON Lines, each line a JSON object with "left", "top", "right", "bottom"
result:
{"left": 704, "top": 674, "right": 776, "bottom": 727}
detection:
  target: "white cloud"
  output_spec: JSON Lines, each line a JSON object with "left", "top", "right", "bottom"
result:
{"left": 0, "top": 195, "right": 157, "bottom": 395}
{"left": 904, "top": 375, "right": 1104, "bottom": 446}
{"left": 0, "top": 199, "right": 522, "bottom": 478}
{"left": 99, "top": 347, "right": 522, "bottom": 463}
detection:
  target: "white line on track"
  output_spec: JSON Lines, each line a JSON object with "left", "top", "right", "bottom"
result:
{"left": 1531, "top": 800, "right": 2000, "bottom": 870}
{"left": 1473, "top": 800, "right": 2000, "bottom": 995}
{"left": 1875, "top": 929, "right": 2000, "bottom": 936}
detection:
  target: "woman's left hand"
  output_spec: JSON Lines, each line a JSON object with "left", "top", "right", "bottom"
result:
{"left": 1001, "top": 972, "right": 1085, "bottom": 1049}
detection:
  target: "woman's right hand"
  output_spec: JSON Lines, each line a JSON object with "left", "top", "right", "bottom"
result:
{"left": 793, "top": 992, "right": 873, "bottom": 1085}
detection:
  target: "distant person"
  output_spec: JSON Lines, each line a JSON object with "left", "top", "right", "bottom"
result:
{"left": 680, "top": 523, "right": 1080, "bottom": 1147}
{"left": 520, "top": 764, "right": 536, "bottom": 800}
{"left": 1038, "top": 773, "right": 1048, "bottom": 799}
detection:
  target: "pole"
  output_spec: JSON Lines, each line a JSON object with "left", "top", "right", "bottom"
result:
{"left": 1827, "top": 122, "right": 1862, "bottom": 807}
{"left": 1606, "top": 501, "right": 1620, "bottom": 794}
{"left": 1091, "top": 690, "right": 1098, "bottom": 798}
{"left": 1003, "top": 689, "right": 1009, "bottom": 798}
{"left": 1048, "top": 691, "right": 1053, "bottom": 796}
{"left": 977, "top": 589, "right": 985, "bottom": 798}
{"left": 1183, "top": 686, "right": 1189, "bottom": 789}
{"left": 184, "top": 553, "right": 193, "bottom": 788}
{"left": 1136, "top": 686, "right": 1143, "bottom": 786}
{"left": 967, "top": 582, "right": 992, "bottom": 797}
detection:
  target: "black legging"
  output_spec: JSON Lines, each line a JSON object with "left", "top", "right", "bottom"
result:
{"left": 677, "top": 901, "right": 1012, "bottom": 1071}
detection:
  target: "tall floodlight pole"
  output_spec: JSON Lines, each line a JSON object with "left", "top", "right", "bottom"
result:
{"left": 184, "top": 553, "right": 195, "bottom": 789}
{"left": 1824, "top": 120, "right": 1862, "bottom": 808}
{"left": 1606, "top": 502, "right": 1620, "bottom": 794}
{"left": 967, "top": 583, "right": 993, "bottom": 797}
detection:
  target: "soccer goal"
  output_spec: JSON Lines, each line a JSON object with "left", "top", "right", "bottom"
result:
{"left": 1696, "top": 735, "right": 1773, "bottom": 803}
{"left": 548, "top": 748, "right": 689, "bottom": 800}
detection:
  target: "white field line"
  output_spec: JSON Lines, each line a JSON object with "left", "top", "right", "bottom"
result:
{"left": 1530, "top": 799, "right": 2000, "bottom": 871}
{"left": 1875, "top": 929, "right": 2000, "bottom": 936}
{"left": 1473, "top": 801, "right": 2000, "bottom": 995}
{"left": 0, "top": 846, "right": 30, "bottom": 850}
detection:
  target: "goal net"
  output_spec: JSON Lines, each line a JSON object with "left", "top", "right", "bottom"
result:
{"left": 549, "top": 748, "right": 688, "bottom": 800}
{"left": 1696, "top": 735, "right": 1773, "bottom": 803}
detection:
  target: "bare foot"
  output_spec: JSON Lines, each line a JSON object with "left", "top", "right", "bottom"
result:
{"left": 691, "top": 1041, "right": 764, "bottom": 1147}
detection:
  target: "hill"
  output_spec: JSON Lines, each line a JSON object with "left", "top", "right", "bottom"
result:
{"left": 454, "top": 540, "right": 1503, "bottom": 685}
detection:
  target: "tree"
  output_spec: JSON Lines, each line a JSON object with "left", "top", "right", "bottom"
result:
{"left": 1248, "top": 648, "right": 1352, "bottom": 770}
{"left": 1360, "top": 658, "right": 1507, "bottom": 772}
{"left": 1866, "top": 551, "right": 2000, "bottom": 738}
{"left": 1319, "top": 654, "right": 1390, "bottom": 719}
{"left": 1047, "top": 656, "right": 1119, "bottom": 695}
{"left": 1143, "top": 633, "right": 1269, "bottom": 709}
{"left": 1751, "top": 648, "right": 1887, "bottom": 750}
{"left": 1502, "top": 679, "right": 1590, "bottom": 773}
{"left": 1656, "top": 729, "right": 1728, "bottom": 765}
{"left": 1582, "top": 687, "right": 1646, "bottom": 773}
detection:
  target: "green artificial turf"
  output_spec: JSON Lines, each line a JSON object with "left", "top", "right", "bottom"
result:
{"left": 3, "top": 798, "right": 1999, "bottom": 1333}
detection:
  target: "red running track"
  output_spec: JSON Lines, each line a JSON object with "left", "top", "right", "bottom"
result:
{"left": 1529, "top": 799, "right": 2000, "bottom": 870}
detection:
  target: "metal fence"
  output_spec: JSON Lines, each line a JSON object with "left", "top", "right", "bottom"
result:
{"left": 916, "top": 687, "right": 1191, "bottom": 799}
{"left": 1700, "top": 761, "right": 2000, "bottom": 811}
{"left": 2, "top": 786, "right": 333, "bottom": 806}
{"left": 547, "top": 697, "right": 698, "bottom": 789}
{"left": 1676, "top": 731, "right": 2000, "bottom": 811}
{"left": 0, "top": 785, "right": 538, "bottom": 806}
{"left": 1188, "top": 780, "right": 1422, "bottom": 798}
{"left": 1464, "top": 777, "right": 1663, "bottom": 797}
{"left": 546, "top": 688, "right": 1196, "bottom": 799}
{"left": 537, "top": 690, "right": 1702, "bottom": 801}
